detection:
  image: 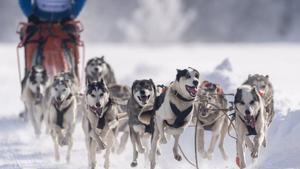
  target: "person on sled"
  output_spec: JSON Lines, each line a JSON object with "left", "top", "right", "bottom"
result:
{"left": 18, "top": 0, "right": 86, "bottom": 120}
{"left": 18, "top": 0, "right": 86, "bottom": 79}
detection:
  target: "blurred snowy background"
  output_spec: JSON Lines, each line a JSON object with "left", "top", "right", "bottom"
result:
{"left": 1, "top": 0, "right": 300, "bottom": 43}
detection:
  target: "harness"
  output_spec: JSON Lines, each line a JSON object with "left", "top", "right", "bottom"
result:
{"left": 88, "top": 99, "right": 113, "bottom": 130}
{"left": 165, "top": 102, "right": 193, "bottom": 128}
{"left": 53, "top": 94, "right": 73, "bottom": 129}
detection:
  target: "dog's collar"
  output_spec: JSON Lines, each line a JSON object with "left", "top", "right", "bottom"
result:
{"left": 170, "top": 88, "right": 195, "bottom": 102}
{"left": 165, "top": 102, "right": 193, "bottom": 128}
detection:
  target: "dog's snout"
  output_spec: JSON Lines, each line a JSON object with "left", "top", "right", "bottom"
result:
{"left": 36, "top": 86, "right": 40, "bottom": 93}
{"left": 56, "top": 97, "right": 62, "bottom": 102}
{"left": 94, "top": 67, "right": 99, "bottom": 71}
{"left": 96, "top": 102, "right": 101, "bottom": 107}
{"left": 245, "top": 109, "right": 251, "bottom": 115}
{"left": 193, "top": 80, "right": 199, "bottom": 86}
{"left": 140, "top": 90, "right": 145, "bottom": 95}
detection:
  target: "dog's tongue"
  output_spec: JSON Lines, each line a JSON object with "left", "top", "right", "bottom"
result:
{"left": 259, "top": 90, "right": 265, "bottom": 97}
{"left": 190, "top": 87, "right": 198, "bottom": 95}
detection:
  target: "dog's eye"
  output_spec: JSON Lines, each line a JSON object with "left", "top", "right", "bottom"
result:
{"left": 100, "top": 93, "right": 104, "bottom": 97}
{"left": 250, "top": 100, "right": 255, "bottom": 105}
{"left": 186, "top": 74, "right": 191, "bottom": 79}
{"left": 261, "top": 85, "right": 266, "bottom": 89}
{"left": 195, "top": 74, "right": 199, "bottom": 79}
{"left": 91, "top": 94, "right": 96, "bottom": 97}
{"left": 240, "top": 101, "right": 245, "bottom": 105}
{"left": 62, "top": 88, "right": 66, "bottom": 92}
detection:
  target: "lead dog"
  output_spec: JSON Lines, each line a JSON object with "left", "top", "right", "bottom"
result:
{"left": 46, "top": 73, "right": 77, "bottom": 163}
{"left": 194, "top": 81, "right": 229, "bottom": 160}
{"left": 127, "top": 79, "right": 156, "bottom": 167}
{"left": 234, "top": 85, "right": 266, "bottom": 169}
{"left": 82, "top": 80, "right": 123, "bottom": 169}
{"left": 148, "top": 68, "right": 200, "bottom": 169}
{"left": 21, "top": 65, "right": 48, "bottom": 137}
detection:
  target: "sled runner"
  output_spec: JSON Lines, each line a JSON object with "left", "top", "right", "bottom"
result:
{"left": 17, "top": 20, "right": 84, "bottom": 82}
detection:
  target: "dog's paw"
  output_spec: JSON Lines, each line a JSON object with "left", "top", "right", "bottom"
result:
{"left": 156, "top": 148, "right": 161, "bottom": 156}
{"left": 131, "top": 161, "right": 138, "bottom": 167}
{"left": 138, "top": 146, "right": 145, "bottom": 154}
{"left": 204, "top": 152, "right": 212, "bottom": 160}
{"left": 251, "top": 149, "right": 259, "bottom": 158}
{"left": 174, "top": 154, "right": 182, "bottom": 161}
{"left": 262, "top": 138, "right": 267, "bottom": 148}
{"left": 160, "top": 136, "right": 167, "bottom": 144}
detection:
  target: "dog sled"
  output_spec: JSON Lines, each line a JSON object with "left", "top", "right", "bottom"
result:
{"left": 16, "top": 20, "right": 85, "bottom": 84}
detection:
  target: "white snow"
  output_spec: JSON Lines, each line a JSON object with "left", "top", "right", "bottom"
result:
{"left": 0, "top": 43, "right": 300, "bottom": 169}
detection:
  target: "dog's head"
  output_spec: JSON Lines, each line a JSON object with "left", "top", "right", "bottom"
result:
{"left": 234, "top": 85, "right": 261, "bottom": 126}
{"left": 28, "top": 65, "right": 48, "bottom": 103}
{"left": 132, "top": 79, "right": 156, "bottom": 107}
{"left": 247, "top": 74, "right": 271, "bottom": 97}
{"left": 51, "top": 75, "right": 72, "bottom": 105}
{"left": 85, "top": 56, "right": 109, "bottom": 80}
{"left": 86, "top": 79, "right": 110, "bottom": 117}
{"left": 174, "top": 67, "right": 200, "bottom": 98}
{"left": 197, "top": 81, "right": 223, "bottom": 117}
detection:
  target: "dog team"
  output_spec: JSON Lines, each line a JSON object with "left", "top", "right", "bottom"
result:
{"left": 21, "top": 56, "right": 275, "bottom": 169}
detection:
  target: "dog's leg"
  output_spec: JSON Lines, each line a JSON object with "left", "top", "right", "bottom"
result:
{"left": 252, "top": 132, "right": 265, "bottom": 159}
{"left": 104, "top": 147, "right": 111, "bottom": 169}
{"left": 89, "top": 130, "right": 106, "bottom": 150}
{"left": 50, "top": 130, "right": 60, "bottom": 161}
{"left": 88, "top": 138, "right": 97, "bottom": 169}
{"left": 149, "top": 123, "right": 160, "bottom": 169}
{"left": 172, "top": 134, "right": 182, "bottom": 161}
{"left": 157, "top": 119, "right": 167, "bottom": 144}
{"left": 205, "top": 132, "right": 219, "bottom": 160}
{"left": 130, "top": 128, "right": 139, "bottom": 167}
{"left": 237, "top": 134, "right": 246, "bottom": 169}
{"left": 28, "top": 106, "right": 41, "bottom": 137}
{"left": 197, "top": 127, "right": 205, "bottom": 158}
{"left": 117, "top": 131, "right": 129, "bottom": 154}
{"left": 219, "top": 119, "right": 229, "bottom": 161}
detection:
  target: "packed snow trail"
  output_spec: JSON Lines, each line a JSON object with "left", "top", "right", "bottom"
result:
{"left": 0, "top": 44, "right": 299, "bottom": 169}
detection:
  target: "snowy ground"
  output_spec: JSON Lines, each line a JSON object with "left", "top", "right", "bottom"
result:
{"left": 0, "top": 43, "right": 299, "bottom": 169}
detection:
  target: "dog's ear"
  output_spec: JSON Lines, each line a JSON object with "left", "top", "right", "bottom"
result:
{"left": 176, "top": 69, "right": 188, "bottom": 81}
{"left": 100, "top": 56, "right": 105, "bottom": 62}
{"left": 149, "top": 78, "right": 156, "bottom": 92}
{"left": 234, "top": 88, "right": 243, "bottom": 104}
{"left": 131, "top": 80, "right": 139, "bottom": 94}
{"left": 265, "top": 75, "right": 269, "bottom": 79}
{"left": 251, "top": 87, "right": 260, "bottom": 102}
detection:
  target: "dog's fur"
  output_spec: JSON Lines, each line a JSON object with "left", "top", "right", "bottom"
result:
{"left": 243, "top": 74, "right": 274, "bottom": 126}
{"left": 149, "top": 68, "right": 200, "bottom": 169}
{"left": 45, "top": 73, "right": 77, "bottom": 163}
{"left": 127, "top": 79, "right": 156, "bottom": 167}
{"left": 85, "top": 56, "right": 116, "bottom": 87}
{"left": 234, "top": 85, "right": 266, "bottom": 169}
{"left": 21, "top": 65, "right": 48, "bottom": 137}
{"left": 82, "top": 80, "right": 122, "bottom": 169}
{"left": 194, "top": 81, "right": 229, "bottom": 160}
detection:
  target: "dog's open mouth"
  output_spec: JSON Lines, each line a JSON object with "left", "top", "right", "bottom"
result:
{"left": 89, "top": 105, "right": 103, "bottom": 117}
{"left": 138, "top": 95, "right": 150, "bottom": 104}
{"left": 245, "top": 114, "right": 256, "bottom": 128}
{"left": 186, "top": 85, "right": 198, "bottom": 97}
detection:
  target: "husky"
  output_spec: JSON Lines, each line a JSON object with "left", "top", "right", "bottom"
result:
{"left": 82, "top": 80, "right": 124, "bottom": 169}
{"left": 234, "top": 85, "right": 266, "bottom": 169}
{"left": 85, "top": 56, "right": 116, "bottom": 87}
{"left": 243, "top": 74, "right": 274, "bottom": 127}
{"left": 194, "top": 81, "right": 229, "bottom": 160}
{"left": 127, "top": 79, "right": 156, "bottom": 167}
{"left": 21, "top": 65, "right": 48, "bottom": 137}
{"left": 148, "top": 68, "right": 200, "bottom": 169}
{"left": 45, "top": 73, "right": 77, "bottom": 163}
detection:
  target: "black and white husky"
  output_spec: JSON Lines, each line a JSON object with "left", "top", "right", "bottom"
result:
{"left": 148, "top": 68, "right": 200, "bottom": 169}
{"left": 21, "top": 65, "right": 48, "bottom": 137}
{"left": 127, "top": 79, "right": 156, "bottom": 167}
{"left": 45, "top": 73, "right": 77, "bottom": 163}
{"left": 194, "top": 81, "right": 229, "bottom": 160}
{"left": 82, "top": 80, "right": 124, "bottom": 169}
{"left": 234, "top": 85, "right": 266, "bottom": 169}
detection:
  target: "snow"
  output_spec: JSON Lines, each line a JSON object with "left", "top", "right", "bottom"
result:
{"left": 0, "top": 43, "right": 300, "bottom": 169}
